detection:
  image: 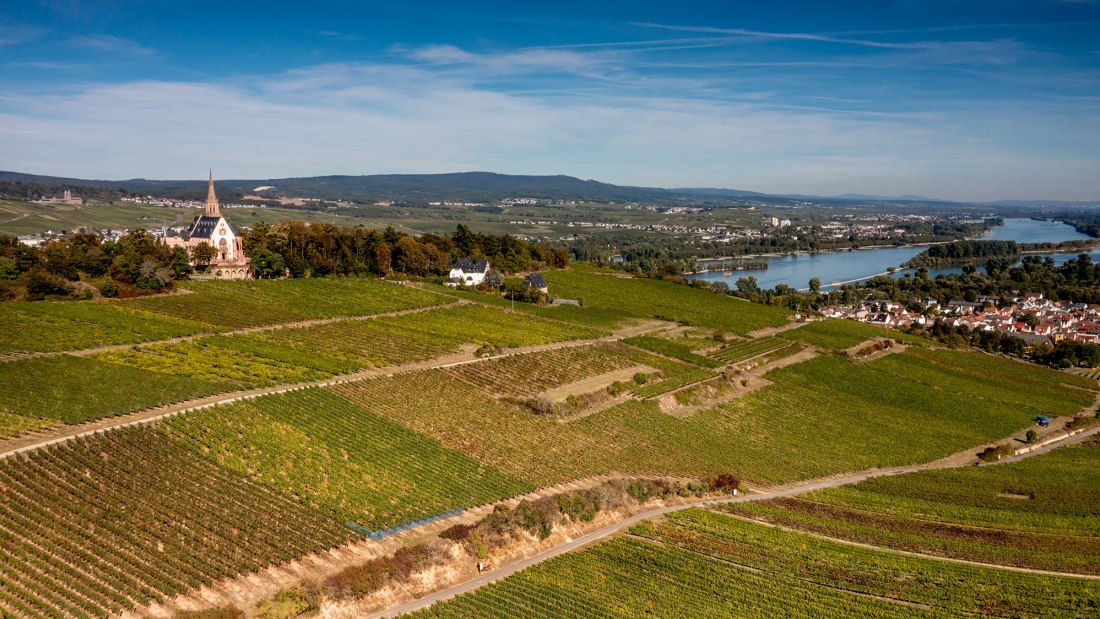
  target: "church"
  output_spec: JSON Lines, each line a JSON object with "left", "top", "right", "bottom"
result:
{"left": 164, "top": 172, "right": 251, "bottom": 279}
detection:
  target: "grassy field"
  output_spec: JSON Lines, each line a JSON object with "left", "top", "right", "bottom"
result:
{"left": 0, "top": 355, "right": 227, "bottom": 424}
{"left": 329, "top": 347, "right": 1090, "bottom": 487}
{"left": 543, "top": 266, "right": 791, "bottom": 335}
{"left": 724, "top": 438, "right": 1100, "bottom": 574}
{"left": 0, "top": 426, "right": 352, "bottom": 618}
{"left": 410, "top": 508, "right": 1099, "bottom": 618}
{"left": 0, "top": 300, "right": 217, "bottom": 353}
{"left": 621, "top": 335, "right": 722, "bottom": 368}
{"left": 124, "top": 278, "right": 446, "bottom": 328}
{"left": 780, "top": 319, "right": 926, "bottom": 350}
{"left": 161, "top": 389, "right": 532, "bottom": 529}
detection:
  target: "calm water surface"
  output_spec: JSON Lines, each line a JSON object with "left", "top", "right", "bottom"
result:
{"left": 686, "top": 219, "right": 1093, "bottom": 291}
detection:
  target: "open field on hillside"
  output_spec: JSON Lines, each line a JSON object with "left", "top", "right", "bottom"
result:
{"left": 0, "top": 301, "right": 216, "bottom": 353}
{"left": 162, "top": 389, "right": 532, "bottom": 529}
{"left": 331, "top": 347, "right": 1091, "bottom": 487}
{"left": 723, "top": 439, "right": 1100, "bottom": 574}
{"left": 124, "top": 278, "right": 446, "bottom": 328}
{"left": 780, "top": 319, "right": 926, "bottom": 350}
{"left": 373, "top": 302, "right": 605, "bottom": 348}
{"left": 0, "top": 355, "right": 226, "bottom": 423}
{"left": 427, "top": 284, "right": 629, "bottom": 330}
{"left": 543, "top": 267, "right": 791, "bottom": 335}
{"left": 410, "top": 508, "right": 1099, "bottom": 618}
{"left": 0, "top": 426, "right": 352, "bottom": 618}
{"left": 442, "top": 344, "right": 638, "bottom": 398}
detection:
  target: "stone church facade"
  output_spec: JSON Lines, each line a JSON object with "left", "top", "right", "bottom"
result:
{"left": 164, "top": 172, "right": 251, "bottom": 279}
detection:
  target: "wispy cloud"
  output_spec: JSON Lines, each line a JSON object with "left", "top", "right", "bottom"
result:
{"left": 631, "top": 22, "right": 924, "bottom": 49}
{"left": 0, "top": 20, "right": 48, "bottom": 47}
{"left": 70, "top": 34, "right": 154, "bottom": 56}
{"left": 311, "top": 30, "right": 363, "bottom": 42}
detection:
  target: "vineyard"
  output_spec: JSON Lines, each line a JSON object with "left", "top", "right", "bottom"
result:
{"left": 372, "top": 303, "right": 605, "bottom": 348}
{"left": 0, "top": 409, "right": 57, "bottom": 439}
{"left": 0, "top": 355, "right": 226, "bottom": 423}
{"left": 632, "top": 368, "right": 719, "bottom": 398}
{"left": 0, "top": 426, "right": 353, "bottom": 618}
{"left": 723, "top": 439, "right": 1100, "bottom": 574}
{"left": 123, "top": 277, "right": 446, "bottom": 329}
{"left": 710, "top": 335, "right": 790, "bottom": 363}
{"left": 779, "top": 319, "right": 925, "bottom": 351}
{"left": 409, "top": 508, "right": 1099, "bottom": 618}
{"left": 621, "top": 335, "right": 722, "bottom": 368}
{"left": 441, "top": 344, "right": 638, "bottom": 398}
{"left": 330, "top": 347, "right": 1092, "bottom": 488}
{"left": 0, "top": 300, "right": 216, "bottom": 353}
{"left": 161, "top": 388, "right": 532, "bottom": 529}
{"left": 543, "top": 266, "right": 791, "bottom": 335}
{"left": 428, "top": 284, "right": 629, "bottom": 330}
{"left": 94, "top": 341, "right": 335, "bottom": 389}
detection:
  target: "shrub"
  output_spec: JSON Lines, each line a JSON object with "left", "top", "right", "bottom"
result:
{"left": 633, "top": 372, "right": 649, "bottom": 385}
{"left": 978, "top": 444, "right": 1014, "bottom": 462}
{"left": 99, "top": 280, "right": 118, "bottom": 297}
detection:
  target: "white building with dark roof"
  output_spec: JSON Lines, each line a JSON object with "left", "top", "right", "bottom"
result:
{"left": 163, "top": 172, "right": 251, "bottom": 279}
{"left": 446, "top": 259, "right": 490, "bottom": 286}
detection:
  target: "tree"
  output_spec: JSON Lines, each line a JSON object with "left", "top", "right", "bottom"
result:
{"left": 191, "top": 242, "right": 216, "bottom": 271}
{"left": 1025, "top": 429, "right": 1038, "bottom": 444}
{"left": 710, "top": 281, "right": 729, "bottom": 295}
{"left": 808, "top": 277, "right": 821, "bottom": 294}
{"left": 735, "top": 276, "right": 759, "bottom": 294}
{"left": 485, "top": 269, "right": 504, "bottom": 290}
{"left": 250, "top": 248, "right": 285, "bottom": 279}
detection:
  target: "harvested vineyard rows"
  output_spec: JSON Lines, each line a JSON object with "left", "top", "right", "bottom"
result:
{"left": 0, "top": 426, "right": 353, "bottom": 618}
{"left": 409, "top": 508, "right": 1099, "bottom": 618}
{"left": 620, "top": 336, "right": 721, "bottom": 368}
{"left": 441, "top": 344, "right": 637, "bottom": 398}
{"left": 724, "top": 438, "right": 1100, "bottom": 574}
{"left": 162, "top": 388, "right": 532, "bottom": 529}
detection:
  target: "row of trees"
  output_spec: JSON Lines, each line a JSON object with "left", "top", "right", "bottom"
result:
{"left": 0, "top": 230, "right": 189, "bottom": 300}
{"left": 242, "top": 222, "right": 568, "bottom": 279}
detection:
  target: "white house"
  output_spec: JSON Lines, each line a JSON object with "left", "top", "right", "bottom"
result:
{"left": 446, "top": 259, "right": 490, "bottom": 287}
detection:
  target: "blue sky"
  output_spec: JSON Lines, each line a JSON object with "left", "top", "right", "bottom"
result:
{"left": 1, "top": 1, "right": 1098, "bottom": 201}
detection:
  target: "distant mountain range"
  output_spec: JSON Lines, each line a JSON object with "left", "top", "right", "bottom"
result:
{"left": 1, "top": 169, "right": 1094, "bottom": 208}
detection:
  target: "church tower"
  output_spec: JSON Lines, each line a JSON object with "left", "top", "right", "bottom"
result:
{"left": 204, "top": 169, "right": 221, "bottom": 218}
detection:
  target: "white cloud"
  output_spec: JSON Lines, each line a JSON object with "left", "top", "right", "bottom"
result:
{"left": 69, "top": 34, "right": 154, "bottom": 56}
{"left": 0, "top": 46, "right": 1096, "bottom": 201}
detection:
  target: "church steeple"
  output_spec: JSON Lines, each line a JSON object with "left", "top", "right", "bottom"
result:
{"left": 204, "top": 169, "right": 221, "bottom": 218}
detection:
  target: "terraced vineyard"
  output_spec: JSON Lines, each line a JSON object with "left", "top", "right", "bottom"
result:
{"left": 723, "top": 438, "right": 1100, "bottom": 574}
{"left": 331, "top": 347, "right": 1090, "bottom": 487}
{"left": 632, "top": 368, "right": 719, "bottom": 398}
{"left": 0, "top": 301, "right": 216, "bottom": 353}
{"left": 543, "top": 266, "right": 791, "bottom": 335}
{"left": 621, "top": 335, "right": 722, "bottom": 368}
{"left": 124, "top": 277, "right": 447, "bottom": 329}
{"left": 410, "top": 508, "right": 1099, "bottom": 618}
{"left": 711, "top": 335, "right": 790, "bottom": 363}
{"left": 374, "top": 303, "right": 605, "bottom": 348}
{"left": 0, "top": 426, "right": 353, "bottom": 618}
{"left": 0, "top": 355, "right": 226, "bottom": 423}
{"left": 428, "top": 284, "right": 629, "bottom": 329}
{"left": 0, "top": 409, "right": 57, "bottom": 439}
{"left": 441, "top": 344, "right": 637, "bottom": 398}
{"left": 162, "top": 389, "right": 532, "bottom": 529}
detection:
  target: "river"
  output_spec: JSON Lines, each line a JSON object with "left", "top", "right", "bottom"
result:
{"left": 686, "top": 218, "right": 1094, "bottom": 291}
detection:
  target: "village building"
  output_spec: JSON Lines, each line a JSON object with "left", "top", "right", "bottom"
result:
{"left": 446, "top": 259, "right": 490, "bottom": 287}
{"left": 523, "top": 273, "right": 548, "bottom": 293}
{"left": 163, "top": 172, "right": 251, "bottom": 279}
{"left": 33, "top": 190, "right": 82, "bottom": 206}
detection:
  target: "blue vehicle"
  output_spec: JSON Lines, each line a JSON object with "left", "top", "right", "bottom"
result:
{"left": 1035, "top": 416, "right": 1051, "bottom": 427}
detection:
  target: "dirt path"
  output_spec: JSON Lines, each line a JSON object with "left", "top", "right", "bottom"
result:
{"left": 369, "top": 425, "right": 1100, "bottom": 618}
{"left": 540, "top": 366, "right": 653, "bottom": 402}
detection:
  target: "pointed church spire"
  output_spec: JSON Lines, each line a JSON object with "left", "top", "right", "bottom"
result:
{"left": 204, "top": 169, "right": 221, "bottom": 217}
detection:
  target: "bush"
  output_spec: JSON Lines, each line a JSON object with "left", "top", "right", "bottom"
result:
{"left": 99, "top": 280, "right": 118, "bottom": 297}
{"left": 978, "top": 444, "right": 1014, "bottom": 462}
{"left": 632, "top": 372, "right": 649, "bottom": 385}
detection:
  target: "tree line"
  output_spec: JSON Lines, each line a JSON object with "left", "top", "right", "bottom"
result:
{"left": 0, "top": 230, "right": 190, "bottom": 300}
{"left": 242, "top": 222, "right": 568, "bottom": 279}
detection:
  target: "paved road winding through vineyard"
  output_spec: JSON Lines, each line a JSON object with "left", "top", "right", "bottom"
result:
{"left": 370, "top": 424, "right": 1100, "bottom": 618}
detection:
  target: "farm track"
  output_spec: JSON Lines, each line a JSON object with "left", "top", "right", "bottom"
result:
{"left": 0, "top": 320, "right": 671, "bottom": 459}
{"left": 368, "top": 423, "right": 1100, "bottom": 619}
